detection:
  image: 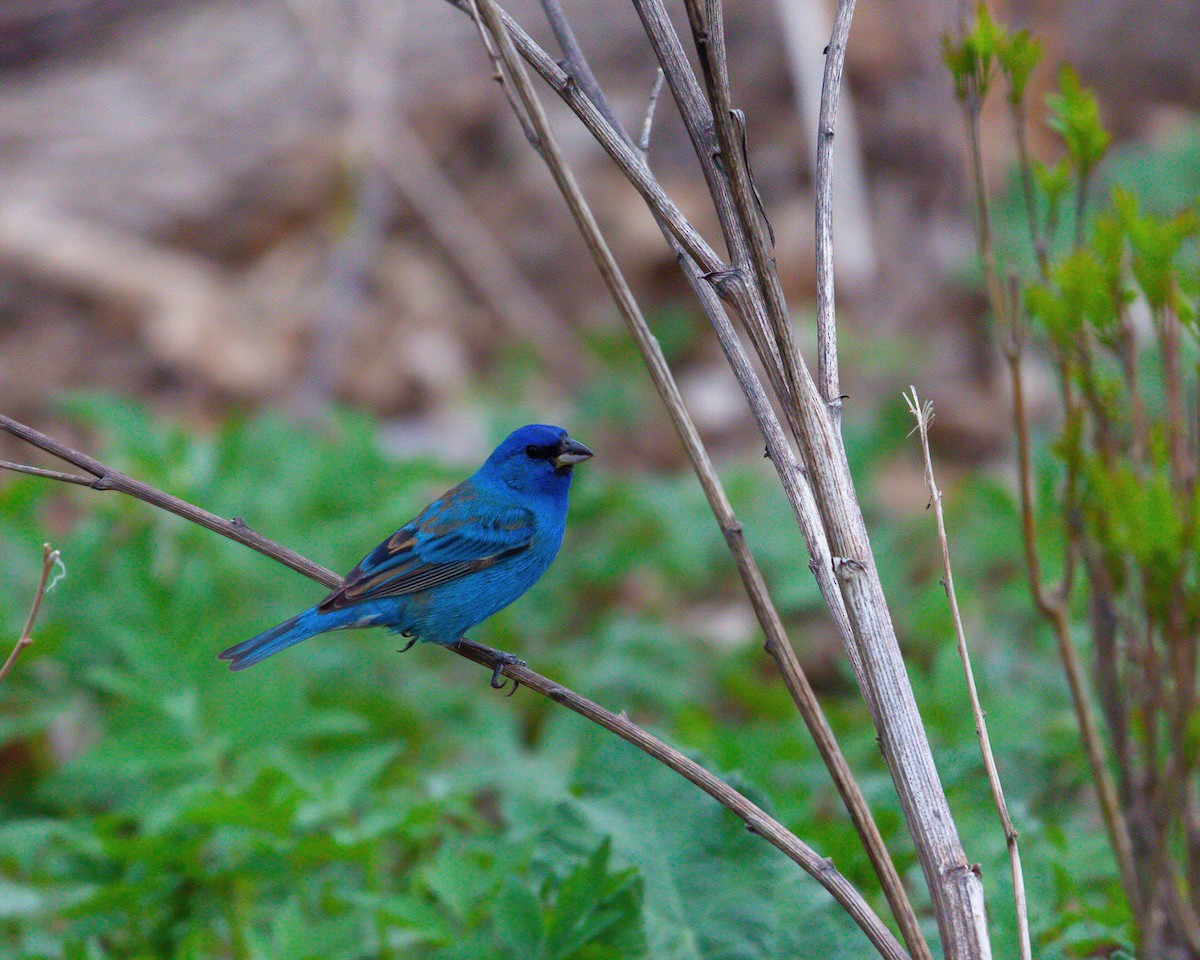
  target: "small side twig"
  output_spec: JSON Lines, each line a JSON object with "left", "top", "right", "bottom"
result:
{"left": 465, "top": 0, "right": 540, "bottom": 149}
{"left": 905, "top": 387, "right": 1031, "bottom": 960}
{"left": 1, "top": 543, "right": 64, "bottom": 683}
{"left": 637, "top": 69, "right": 666, "bottom": 159}
{"left": 813, "top": 0, "right": 859, "bottom": 417}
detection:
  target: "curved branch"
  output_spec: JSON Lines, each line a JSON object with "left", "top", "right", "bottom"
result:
{"left": 0, "top": 412, "right": 908, "bottom": 960}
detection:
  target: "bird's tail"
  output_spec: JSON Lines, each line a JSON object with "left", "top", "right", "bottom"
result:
{"left": 218, "top": 607, "right": 353, "bottom": 671}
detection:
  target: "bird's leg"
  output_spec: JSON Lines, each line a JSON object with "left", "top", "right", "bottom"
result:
{"left": 453, "top": 638, "right": 526, "bottom": 695}
{"left": 397, "top": 632, "right": 418, "bottom": 654}
{"left": 489, "top": 650, "right": 528, "bottom": 696}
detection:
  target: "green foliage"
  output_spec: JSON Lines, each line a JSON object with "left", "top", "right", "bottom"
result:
{"left": 948, "top": 9, "right": 1200, "bottom": 953}
{"left": 1112, "top": 187, "right": 1198, "bottom": 316}
{"left": 942, "top": 5, "right": 1007, "bottom": 103}
{"left": 942, "top": 6, "right": 1042, "bottom": 108}
{"left": 1024, "top": 248, "right": 1118, "bottom": 347}
{"left": 0, "top": 398, "right": 1136, "bottom": 958}
{"left": 1045, "top": 66, "right": 1112, "bottom": 181}
{"left": 0, "top": 403, "right": 864, "bottom": 959}
{"left": 997, "top": 28, "right": 1041, "bottom": 105}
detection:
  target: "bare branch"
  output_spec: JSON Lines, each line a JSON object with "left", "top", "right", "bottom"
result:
{"left": 519, "top": 3, "right": 927, "bottom": 952}
{"left": 905, "top": 388, "right": 1030, "bottom": 960}
{"left": 445, "top": 4, "right": 993, "bottom": 955}
{"left": 683, "top": 0, "right": 806, "bottom": 407}
{"left": 814, "top": 0, "right": 858, "bottom": 415}
{"left": 1, "top": 543, "right": 63, "bottom": 683}
{"left": 0, "top": 414, "right": 340, "bottom": 588}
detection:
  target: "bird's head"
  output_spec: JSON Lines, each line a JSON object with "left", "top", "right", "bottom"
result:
{"left": 483, "top": 424, "right": 593, "bottom": 495}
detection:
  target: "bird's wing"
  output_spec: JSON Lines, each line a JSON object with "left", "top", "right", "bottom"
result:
{"left": 317, "top": 482, "right": 536, "bottom": 612}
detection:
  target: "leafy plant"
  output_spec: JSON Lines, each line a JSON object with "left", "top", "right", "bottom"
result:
{"left": 948, "top": 7, "right": 1200, "bottom": 956}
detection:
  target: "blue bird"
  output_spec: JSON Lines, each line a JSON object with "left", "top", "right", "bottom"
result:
{"left": 218, "top": 424, "right": 592, "bottom": 686}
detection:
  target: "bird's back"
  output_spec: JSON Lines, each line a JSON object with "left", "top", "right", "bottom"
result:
{"left": 399, "top": 474, "right": 569, "bottom": 643}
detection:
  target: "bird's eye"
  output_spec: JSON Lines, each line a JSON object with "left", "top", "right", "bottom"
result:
{"left": 524, "top": 443, "right": 556, "bottom": 461}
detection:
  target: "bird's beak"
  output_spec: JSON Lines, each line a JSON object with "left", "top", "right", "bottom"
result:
{"left": 552, "top": 437, "right": 593, "bottom": 469}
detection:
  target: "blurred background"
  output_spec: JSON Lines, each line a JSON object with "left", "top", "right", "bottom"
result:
{"left": 0, "top": 0, "right": 1194, "bottom": 447}
{"left": 1, "top": 0, "right": 1198, "bottom": 957}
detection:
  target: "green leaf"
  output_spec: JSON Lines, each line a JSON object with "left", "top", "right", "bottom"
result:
{"left": 494, "top": 881, "right": 545, "bottom": 956}
{"left": 998, "top": 28, "right": 1042, "bottom": 104}
{"left": 1114, "top": 188, "right": 1198, "bottom": 309}
{"left": 941, "top": 4, "right": 1009, "bottom": 102}
{"left": 1034, "top": 157, "right": 1072, "bottom": 210}
{"left": 512, "top": 735, "right": 863, "bottom": 960}
{"left": 543, "top": 838, "right": 642, "bottom": 960}
{"left": 1046, "top": 65, "right": 1111, "bottom": 178}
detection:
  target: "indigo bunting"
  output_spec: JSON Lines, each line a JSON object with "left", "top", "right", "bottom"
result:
{"left": 219, "top": 424, "right": 592, "bottom": 684}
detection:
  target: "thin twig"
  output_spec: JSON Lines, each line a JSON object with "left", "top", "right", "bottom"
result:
{"left": 1008, "top": 100, "right": 1049, "bottom": 279}
{"left": 0, "top": 413, "right": 907, "bottom": 960}
{"left": 773, "top": 0, "right": 876, "bottom": 290}
{"left": 465, "top": 0, "right": 540, "bottom": 149}
{"left": 1004, "top": 355, "right": 1143, "bottom": 915}
{"left": 0, "top": 460, "right": 96, "bottom": 486}
{"left": 1, "top": 543, "right": 63, "bottom": 683}
{"left": 905, "top": 388, "right": 1031, "bottom": 960}
{"left": 637, "top": 69, "right": 666, "bottom": 159}
{"left": 0, "top": 414, "right": 338, "bottom": 588}
{"left": 813, "top": 0, "right": 858, "bottom": 416}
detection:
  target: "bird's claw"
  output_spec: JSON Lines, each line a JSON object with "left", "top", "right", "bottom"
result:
{"left": 397, "top": 634, "right": 418, "bottom": 653}
{"left": 489, "top": 651, "right": 527, "bottom": 695}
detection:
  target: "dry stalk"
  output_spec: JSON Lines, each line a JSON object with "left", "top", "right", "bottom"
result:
{"left": 442, "top": 2, "right": 993, "bottom": 956}
{"left": 479, "top": 0, "right": 929, "bottom": 953}
{"left": 905, "top": 388, "right": 1030, "bottom": 960}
